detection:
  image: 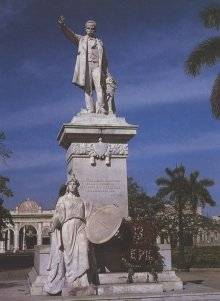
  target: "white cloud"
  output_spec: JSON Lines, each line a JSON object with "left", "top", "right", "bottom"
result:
{"left": 1, "top": 66, "right": 212, "bottom": 132}
{"left": 1, "top": 94, "right": 81, "bottom": 130}
{"left": 0, "top": 148, "right": 64, "bottom": 172}
{"left": 133, "top": 132, "right": 220, "bottom": 158}
{"left": 118, "top": 67, "right": 212, "bottom": 109}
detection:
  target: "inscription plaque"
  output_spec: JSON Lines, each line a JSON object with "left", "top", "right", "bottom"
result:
{"left": 80, "top": 180, "right": 121, "bottom": 193}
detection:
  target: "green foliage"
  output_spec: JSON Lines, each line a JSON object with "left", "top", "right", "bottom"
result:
{"left": 0, "top": 176, "right": 13, "bottom": 199}
{"left": 157, "top": 210, "right": 220, "bottom": 247}
{"left": 143, "top": 243, "right": 164, "bottom": 282}
{"left": 185, "top": 5, "right": 220, "bottom": 118}
{"left": 127, "top": 171, "right": 217, "bottom": 270}
{"left": 156, "top": 165, "right": 216, "bottom": 268}
{"left": 211, "top": 74, "right": 220, "bottom": 118}
{"left": 0, "top": 131, "right": 11, "bottom": 160}
{"left": 185, "top": 37, "right": 220, "bottom": 77}
{"left": 156, "top": 165, "right": 215, "bottom": 214}
{"left": 127, "top": 177, "right": 145, "bottom": 215}
{"left": 0, "top": 205, "right": 13, "bottom": 240}
{"left": 0, "top": 131, "right": 13, "bottom": 240}
{"left": 127, "top": 177, "right": 163, "bottom": 218}
{"left": 172, "top": 246, "right": 220, "bottom": 268}
{"left": 201, "top": 6, "right": 220, "bottom": 29}
{"left": 121, "top": 217, "right": 164, "bottom": 282}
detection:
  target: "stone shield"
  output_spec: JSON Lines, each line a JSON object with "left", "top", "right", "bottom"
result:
{"left": 86, "top": 205, "right": 122, "bottom": 244}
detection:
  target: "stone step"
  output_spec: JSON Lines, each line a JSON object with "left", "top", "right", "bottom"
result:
{"left": 62, "top": 291, "right": 220, "bottom": 301}
{"left": 97, "top": 283, "right": 163, "bottom": 295}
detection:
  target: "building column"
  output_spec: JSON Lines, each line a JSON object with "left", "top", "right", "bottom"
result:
{"left": 14, "top": 223, "right": 19, "bottom": 252}
{"left": 0, "top": 232, "right": 5, "bottom": 253}
{"left": 22, "top": 226, "right": 26, "bottom": 250}
{"left": 37, "top": 223, "right": 42, "bottom": 246}
{"left": 7, "top": 229, "right": 11, "bottom": 251}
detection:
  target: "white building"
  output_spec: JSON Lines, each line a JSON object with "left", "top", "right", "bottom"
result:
{"left": 194, "top": 215, "right": 220, "bottom": 247}
{"left": 0, "top": 198, "right": 54, "bottom": 253}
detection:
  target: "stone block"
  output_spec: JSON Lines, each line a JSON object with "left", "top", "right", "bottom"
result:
{"left": 28, "top": 245, "right": 50, "bottom": 295}
{"left": 97, "top": 283, "right": 163, "bottom": 295}
{"left": 159, "top": 243, "right": 172, "bottom": 271}
{"left": 33, "top": 245, "right": 50, "bottom": 275}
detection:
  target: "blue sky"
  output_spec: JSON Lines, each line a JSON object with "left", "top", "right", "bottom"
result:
{"left": 1, "top": 0, "right": 220, "bottom": 215}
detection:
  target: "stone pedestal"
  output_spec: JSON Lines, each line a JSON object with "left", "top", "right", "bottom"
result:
{"left": 28, "top": 243, "right": 182, "bottom": 295}
{"left": 57, "top": 113, "right": 138, "bottom": 217}
{"left": 27, "top": 245, "right": 50, "bottom": 295}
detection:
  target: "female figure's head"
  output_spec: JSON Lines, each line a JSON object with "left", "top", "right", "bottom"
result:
{"left": 66, "top": 174, "right": 80, "bottom": 197}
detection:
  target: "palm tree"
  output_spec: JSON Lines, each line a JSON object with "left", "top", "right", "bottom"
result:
{"left": 156, "top": 165, "right": 188, "bottom": 267}
{"left": 185, "top": 6, "right": 220, "bottom": 118}
{"left": 156, "top": 165, "right": 215, "bottom": 268}
{"left": 188, "top": 171, "right": 215, "bottom": 212}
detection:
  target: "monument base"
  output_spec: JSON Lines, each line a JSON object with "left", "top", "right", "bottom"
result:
{"left": 99, "top": 271, "right": 183, "bottom": 292}
{"left": 28, "top": 244, "right": 182, "bottom": 296}
{"left": 27, "top": 245, "right": 49, "bottom": 295}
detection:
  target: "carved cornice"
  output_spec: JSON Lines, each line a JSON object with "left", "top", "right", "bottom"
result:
{"left": 67, "top": 139, "right": 128, "bottom": 157}
{"left": 67, "top": 138, "right": 128, "bottom": 165}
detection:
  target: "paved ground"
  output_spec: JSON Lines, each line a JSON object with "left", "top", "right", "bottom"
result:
{"left": 1, "top": 268, "right": 220, "bottom": 300}
{"left": 176, "top": 270, "right": 220, "bottom": 291}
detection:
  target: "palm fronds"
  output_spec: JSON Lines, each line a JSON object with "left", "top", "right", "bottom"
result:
{"left": 211, "top": 73, "right": 220, "bottom": 118}
{"left": 201, "top": 6, "right": 220, "bottom": 29}
{"left": 185, "top": 37, "right": 220, "bottom": 76}
{"left": 0, "top": 131, "right": 11, "bottom": 160}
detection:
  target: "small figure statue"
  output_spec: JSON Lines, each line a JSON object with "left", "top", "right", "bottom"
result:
{"left": 44, "top": 175, "right": 93, "bottom": 296}
{"left": 106, "top": 74, "right": 117, "bottom": 114}
{"left": 57, "top": 16, "right": 110, "bottom": 114}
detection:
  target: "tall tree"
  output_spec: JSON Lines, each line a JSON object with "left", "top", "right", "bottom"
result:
{"left": 185, "top": 5, "right": 220, "bottom": 118}
{"left": 125, "top": 177, "right": 164, "bottom": 280}
{"left": 127, "top": 177, "right": 162, "bottom": 218}
{"left": 0, "top": 131, "right": 13, "bottom": 240}
{"left": 156, "top": 165, "right": 216, "bottom": 268}
{"left": 188, "top": 171, "right": 215, "bottom": 212}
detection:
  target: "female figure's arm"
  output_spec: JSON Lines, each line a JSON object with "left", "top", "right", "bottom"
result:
{"left": 50, "top": 198, "right": 65, "bottom": 232}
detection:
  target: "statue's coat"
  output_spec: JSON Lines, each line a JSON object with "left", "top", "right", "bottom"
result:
{"left": 72, "top": 35, "right": 108, "bottom": 89}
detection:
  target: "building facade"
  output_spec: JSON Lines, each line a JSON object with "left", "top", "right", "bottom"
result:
{"left": 0, "top": 198, "right": 54, "bottom": 253}
{"left": 194, "top": 215, "right": 220, "bottom": 247}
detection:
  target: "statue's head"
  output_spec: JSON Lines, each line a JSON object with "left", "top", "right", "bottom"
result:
{"left": 85, "top": 20, "right": 96, "bottom": 37}
{"left": 66, "top": 174, "right": 80, "bottom": 196}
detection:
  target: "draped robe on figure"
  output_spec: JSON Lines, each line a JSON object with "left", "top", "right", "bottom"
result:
{"left": 44, "top": 193, "right": 91, "bottom": 294}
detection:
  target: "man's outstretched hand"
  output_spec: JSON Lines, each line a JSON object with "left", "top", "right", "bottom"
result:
{"left": 57, "top": 15, "right": 65, "bottom": 27}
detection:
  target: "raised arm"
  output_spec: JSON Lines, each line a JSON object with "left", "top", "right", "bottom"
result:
{"left": 57, "top": 15, "right": 80, "bottom": 46}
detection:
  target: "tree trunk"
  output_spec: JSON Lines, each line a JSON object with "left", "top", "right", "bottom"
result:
{"left": 178, "top": 207, "right": 186, "bottom": 269}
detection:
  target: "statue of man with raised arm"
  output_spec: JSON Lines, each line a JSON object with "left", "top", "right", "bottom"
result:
{"left": 58, "top": 16, "right": 109, "bottom": 114}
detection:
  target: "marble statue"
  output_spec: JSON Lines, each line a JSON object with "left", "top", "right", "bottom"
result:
{"left": 44, "top": 175, "right": 91, "bottom": 295}
{"left": 106, "top": 74, "right": 117, "bottom": 114}
{"left": 57, "top": 16, "right": 116, "bottom": 115}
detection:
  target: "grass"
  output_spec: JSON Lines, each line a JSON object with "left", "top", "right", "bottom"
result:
{"left": 172, "top": 246, "right": 220, "bottom": 268}
{"left": 0, "top": 252, "right": 34, "bottom": 271}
